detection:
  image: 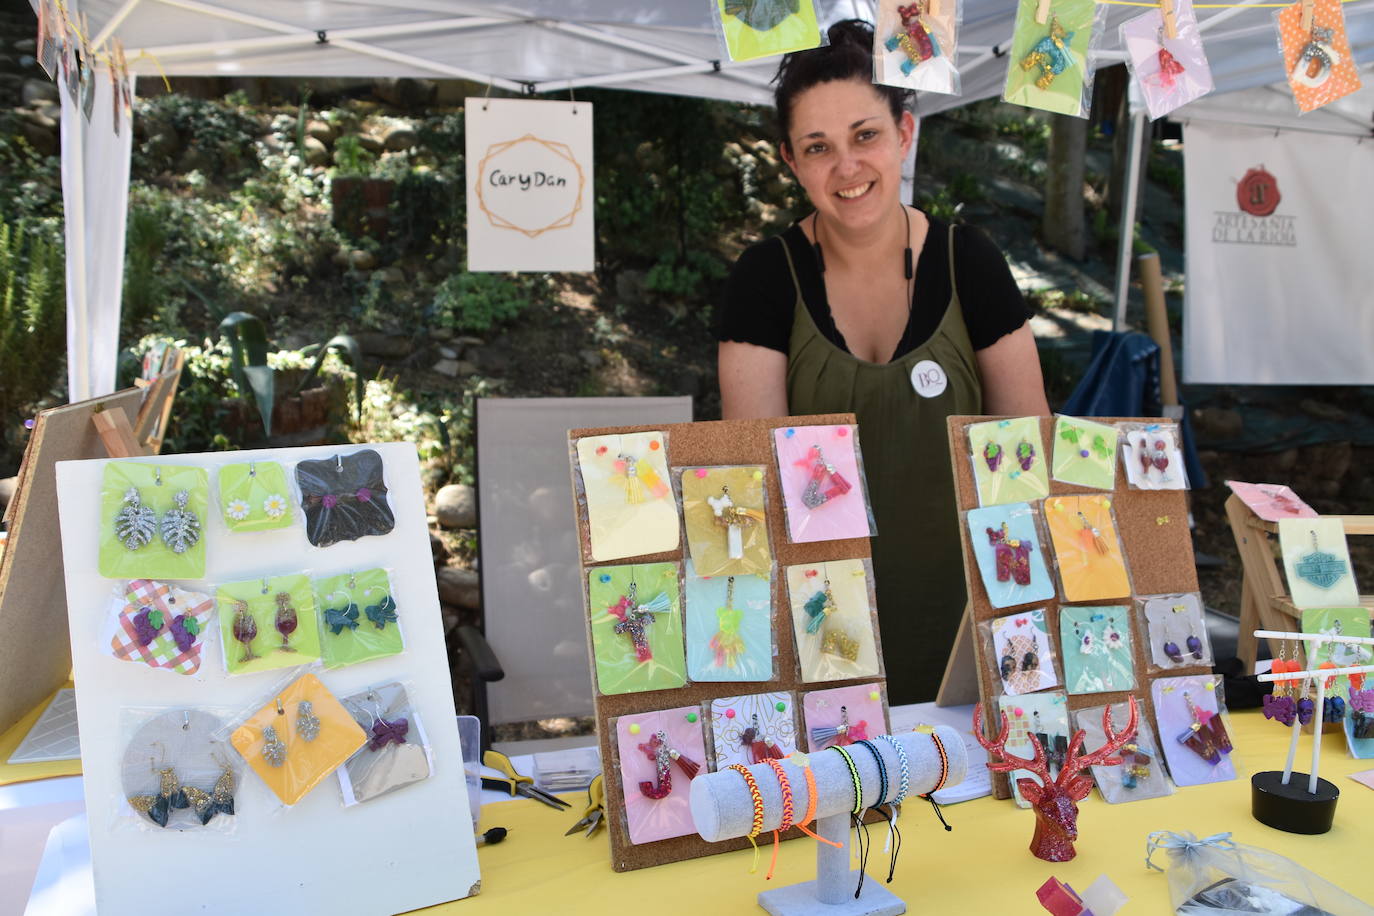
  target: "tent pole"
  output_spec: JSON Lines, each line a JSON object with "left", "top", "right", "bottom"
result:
{"left": 1113, "top": 108, "right": 1146, "bottom": 331}
{"left": 329, "top": 37, "right": 524, "bottom": 89}
{"left": 91, "top": 0, "right": 143, "bottom": 49}
{"left": 145, "top": 17, "right": 509, "bottom": 60}
{"left": 61, "top": 76, "right": 90, "bottom": 401}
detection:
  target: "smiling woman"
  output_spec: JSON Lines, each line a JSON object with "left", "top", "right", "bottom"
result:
{"left": 716, "top": 20, "right": 1050, "bottom": 703}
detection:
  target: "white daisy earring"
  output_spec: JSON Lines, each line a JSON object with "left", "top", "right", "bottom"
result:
{"left": 263, "top": 493, "right": 287, "bottom": 519}
{"left": 226, "top": 499, "right": 251, "bottom": 522}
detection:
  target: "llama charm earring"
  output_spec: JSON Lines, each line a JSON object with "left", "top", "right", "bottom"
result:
{"left": 160, "top": 489, "right": 202, "bottom": 554}
{"left": 115, "top": 487, "right": 158, "bottom": 550}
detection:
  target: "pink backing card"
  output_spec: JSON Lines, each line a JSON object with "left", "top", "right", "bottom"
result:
{"left": 1120, "top": 0, "right": 1214, "bottom": 120}
{"left": 801, "top": 683, "right": 888, "bottom": 751}
{"left": 1225, "top": 480, "right": 1318, "bottom": 522}
{"left": 615, "top": 706, "right": 708, "bottom": 845}
{"left": 773, "top": 425, "right": 873, "bottom": 543}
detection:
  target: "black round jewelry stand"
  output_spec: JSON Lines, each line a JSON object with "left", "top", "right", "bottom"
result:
{"left": 1251, "top": 771, "right": 1339, "bottom": 835}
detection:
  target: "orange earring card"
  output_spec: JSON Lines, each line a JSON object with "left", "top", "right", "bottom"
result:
{"left": 1277, "top": 0, "right": 1362, "bottom": 113}
{"left": 1044, "top": 494, "right": 1131, "bottom": 602}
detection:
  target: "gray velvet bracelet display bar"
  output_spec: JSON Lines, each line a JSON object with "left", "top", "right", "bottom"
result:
{"left": 690, "top": 728, "right": 967, "bottom": 915}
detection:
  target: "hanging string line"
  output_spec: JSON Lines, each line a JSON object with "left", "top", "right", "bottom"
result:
{"left": 1096, "top": 0, "right": 1366, "bottom": 7}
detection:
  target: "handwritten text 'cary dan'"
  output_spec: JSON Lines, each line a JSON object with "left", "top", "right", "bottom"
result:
{"left": 489, "top": 170, "right": 568, "bottom": 191}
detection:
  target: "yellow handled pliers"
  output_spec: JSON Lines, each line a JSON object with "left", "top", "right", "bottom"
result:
{"left": 564, "top": 774, "right": 605, "bottom": 838}
{"left": 481, "top": 750, "right": 571, "bottom": 810}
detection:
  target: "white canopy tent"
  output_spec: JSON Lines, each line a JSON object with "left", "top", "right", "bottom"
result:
{"left": 43, "top": 0, "right": 1374, "bottom": 397}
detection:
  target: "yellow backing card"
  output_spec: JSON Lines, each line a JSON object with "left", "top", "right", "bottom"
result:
{"left": 680, "top": 466, "right": 771, "bottom": 577}
{"left": 1044, "top": 494, "right": 1131, "bottom": 602}
{"left": 576, "top": 431, "right": 680, "bottom": 562}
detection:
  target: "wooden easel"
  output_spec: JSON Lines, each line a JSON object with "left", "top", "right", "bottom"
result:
{"left": 1226, "top": 493, "right": 1374, "bottom": 673}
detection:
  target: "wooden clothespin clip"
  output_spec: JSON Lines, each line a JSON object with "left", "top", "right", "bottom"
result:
{"left": 1300, "top": 0, "right": 1314, "bottom": 31}
{"left": 927, "top": 0, "right": 941, "bottom": 19}
{"left": 1160, "top": 0, "right": 1179, "bottom": 39}
{"left": 1035, "top": 0, "right": 1052, "bottom": 25}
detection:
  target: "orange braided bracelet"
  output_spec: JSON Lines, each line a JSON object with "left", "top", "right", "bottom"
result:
{"left": 727, "top": 763, "right": 764, "bottom": 873}
{"left": 760, "top": 758, "right": 796, "bottom": 880}
{"left": 787, "top": 753, "right": 843, "bottom": 849}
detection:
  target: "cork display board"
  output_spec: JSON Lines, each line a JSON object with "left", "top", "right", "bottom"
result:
{"left": 569, "top": 415, "right": 889, "bottom": 872}
{"left": 947, "top": 416, "right": 1211, "bottom": 800}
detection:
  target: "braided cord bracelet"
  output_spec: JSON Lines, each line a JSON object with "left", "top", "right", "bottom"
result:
{"left": 727, "top": 764, "right": 764, "bottom": 873}
{"left": 786, "top": 753, "right": 844, "bottom": 849}
{"left": 829, "top": 746, "right": 871, "bottom": 898}
{"left": 874, "top": 734, "right": 910, "bottom": 804}
{"left": 920, "top": 732, "right": 954, "bottom": 832}
{"left": 760, "top": 758, "right": 795, "bottom": 880}
{"left": 829, "top": 745, "right": 863, "bottom": 815}
{"left": 853, "top": 740, "right": 889, "bottom": 807}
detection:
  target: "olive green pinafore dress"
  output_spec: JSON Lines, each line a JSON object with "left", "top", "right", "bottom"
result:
{"left": 779, "top": 225, "right": 982, "bottom": 703}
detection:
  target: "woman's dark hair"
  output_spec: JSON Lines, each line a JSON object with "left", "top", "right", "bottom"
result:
{"left": 773, "top": 19, "right": 914, "bottom": 151}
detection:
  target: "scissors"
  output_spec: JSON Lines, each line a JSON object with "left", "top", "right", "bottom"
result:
{"left": 481, "top": 750, "right": 571, "bottom": 810}
{"left": 565, "top": 774, "right": 605, "bottom": 838}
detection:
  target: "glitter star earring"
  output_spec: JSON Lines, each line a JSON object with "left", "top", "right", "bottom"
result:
{"left": 115, "top": 486, "right": 157, "bottom": 550}
{"left": 160, "top": 489, "right": 202, "bottom": 554}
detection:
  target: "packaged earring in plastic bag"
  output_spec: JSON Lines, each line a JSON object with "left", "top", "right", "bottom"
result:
{"left": 337, "top": 681, "right": 432, "bottom": 806}
{"left": 1152, "top": 674, "right": 1237, "bottom": 787}
{"left": 996, "top": 690, "right": 1069, "bottom": 808}
{"left": 679, "top": 465, "right": 772, "bottom": 577}
{"left": 1120, "top": 0, "right": 1214, "bottom": 121}
{"left": 314, "top": 568, "right": 405, "bottom": 669}
{"left": 1002, "top": 0, "right": 1107, "bottom": 118}
{"left": 801, "top": 682, "right": 889, "bottom": 752}
{"left": 1139, "top": 592, "right": 1214, "bottom": 670}
{"left": 294, "top": 448, "right": 395, "bottom": 548}
{"left": 218, "top": 459, "right": 295, "bottom": 533}
{"left": 611, "top": 705, "right": 708, "bottom": 844}
{"left": 1051, "top": 415, "right": 1120, "bottom": 490}
{"left": 684, "top": 559, "right": 775, "bottom": 682}
{"left": 785, "top": 558, "right": 883, "bottom": 683}
{"left": 874, "top": 0, "right": 962, "bottom": 96}
{"left": 103, "top": 579, "right": 215, "bottom": 677}
{"left": 983, "top": 608, "right": 1061, "bottom": 695}
{"left": 771, "top": 424, "right": 876, "bottom": 543}
{"left": 572, "top": 431, "right": 680, "bottom": 562}
{"left": 99, "top": 461, "right": 208, "bottom": 579}
{"left": 1060, "top": 605, "right": 1136, "bottom": 695}
{"left": 118, "top": 707, "right": 241, "bottom": 833}
{"left": 1043, "top": 494, "right": 1133, "bottom": 602}
{"left": 965, "top": 502, "right": 1056, "bottom": 609}
{"left": 1275, "top": 0, "right": 1363, "bottom": 115}
{"left": 710, "top": 0, "right": 823, "bottom": 63}
{"left": 966, "top": 417, "right": 1050, "bottom": 508}
{"left": 1119, "top": 421, "right": 1189, "bottom": 490}
{"left": 226, "top": 671, "right": 367, "bottom": 807}
{"left": 587, "top": 562, "right": 687, "bottom": 695}
{"left": 1074, "top": 701, "right": 1173, "bottom": 803}
{"left": 709, "top": 691, "right": 797, "bottom": 769}
{"left": 218, "top": 574, "right": 323, "bottom": 674}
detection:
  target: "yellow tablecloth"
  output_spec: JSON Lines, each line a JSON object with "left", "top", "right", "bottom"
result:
{"left": 0, "top": 682, "right": 81, "bottom": 787}
{"left": 427, "top": 709, "right": 1373, "bottom": 914}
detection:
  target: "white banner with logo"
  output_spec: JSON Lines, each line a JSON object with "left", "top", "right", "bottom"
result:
{"left": 1182, "top": 122, "right": 1374, "bottom": 384}
{"left": 465, "top": 98, "right": 594, "bottom": 272}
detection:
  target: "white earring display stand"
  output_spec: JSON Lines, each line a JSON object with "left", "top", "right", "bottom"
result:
{"left": 691, "top": 728, "right": 966, "bottom": 916}
{"left": 1251, "top": 628, "right": 1374, "bottom": 835}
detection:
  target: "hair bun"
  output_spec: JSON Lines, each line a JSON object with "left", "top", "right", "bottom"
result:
{"left": 826, "top": 18, "right": 875, "bottom": 49}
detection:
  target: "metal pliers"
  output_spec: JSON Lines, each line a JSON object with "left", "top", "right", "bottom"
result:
{"left": 481, "top": 750, "right": 571, "bottom": 810}
{"left": 564, "top": 774, "right": 605, "bottom": 838}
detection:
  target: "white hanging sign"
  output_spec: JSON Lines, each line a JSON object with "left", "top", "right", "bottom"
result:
{"left": 465, "top": 98, "right": 594, "bottom": 272}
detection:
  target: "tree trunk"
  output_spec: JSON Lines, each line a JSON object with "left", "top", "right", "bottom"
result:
{"left": 1042, "top": 114, "right": 1088, "bottom": 260}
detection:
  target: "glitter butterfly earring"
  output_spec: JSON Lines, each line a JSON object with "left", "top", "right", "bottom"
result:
{"left": 183, "top": 752, "right": 237, "bottom": 825}
{"left": 115, "top": 486, "right": 158, "bottom": 550}
{"left": 127, "top": 744, "right": 189, "bottom": 828}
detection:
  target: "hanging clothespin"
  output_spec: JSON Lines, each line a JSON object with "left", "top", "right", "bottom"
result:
{"left": 927, "top": 0, "right": 941, "bottom": 19}
{"left": 1035, "top": 0, "right": 1052, "bottom": 25}
{"left": 1160, "top": 0, "right": 1178, "bottom": 39}
{"left": 1300, "top": 0, "right": 1314, "bottom": 31}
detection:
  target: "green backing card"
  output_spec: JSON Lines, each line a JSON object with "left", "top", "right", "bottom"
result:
{"left": 99, "top": 463, "right": 209, "bottom": 579}
{"left": 1052, "top": 416, "right": 1119, "bottom": 490}
{"left": 1003, "top": 0, "right": 1098, "bottom": 116}
{"left": 588, "top": 562, "right": 686, "bottom": 695}
{"left": 315, "top": 568, "right": 406, "bottom": 668}
{"left": 968, "top": 417, "right": 1051, "bottom": 507}
{"left": 218, "top": 461, "right": 295, "bottom": 532}
{"left": 1060, "top": 605, "right": 1137, "bottom": 694}
{"left": 217, "top": 574, "right": 322, "bottom": 674}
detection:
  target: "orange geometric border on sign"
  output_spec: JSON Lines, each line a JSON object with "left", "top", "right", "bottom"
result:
{"left": 475, "top": 134, "right": 586, "bottom": 239}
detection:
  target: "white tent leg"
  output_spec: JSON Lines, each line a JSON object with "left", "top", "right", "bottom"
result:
{"left": 61, "top": 74, "right": 90, "bottom": 402}
{"left": 1113, "top": 108, "right": 1147, "bottom": 332}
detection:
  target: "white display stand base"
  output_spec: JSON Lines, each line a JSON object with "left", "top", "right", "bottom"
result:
{"left": 760, "top": 873, "right": 905, "bottom": 916}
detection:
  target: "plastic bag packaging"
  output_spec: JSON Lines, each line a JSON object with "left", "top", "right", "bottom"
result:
{"left": 965, "top": 502, "right": 1056, "bottom": 609}
{"left": 1060, "top": 604, "right": 1137, "bottom": 694}
{"left": 1043, "top": 494, "right": 1133, "bottom": 602}
{"left": 1120, "top": 421, "right": 1189, "bottom": 490}
{"left": 217, "top": 459, "right": 296, "bottom": 533}
{"left": 1140, "top": 593, "right": 1215, "bottom": 670}
{"left": 684, "top": 559, "right": 775, "bottom": 682}
{"left": 1051, "top": 415, "right": 1120, "bottom": 490}
{"left": 217, "top": 573, "right": 323, "bottom": 674}
{"left": 1275, "top": 0, "right": 1364, "bottom": 115}
{"left": 117, "top": 707, "right": 241, "bottom": 834}
{"left": 1074, "top": 701, "right": 1173, "bottom": 803}
{"left": 785, "top": 557, "right": 883, "bottom": 683}
{"left": 1279, "top": 517, "right": 1359, "bottom": 609}
{"left": 710, "top": 0, "right": 823, "bottom": 63}
{"left": 996, "top": 690, "right": 1069, "bottom": 807}
{"left": 611, "top": 705, "right": 708, "bottom": 844}
{"left": 772, "top": 424, "right": 876, "bottom": 543}
{"left": 1152, "top": 674, "right": 1237, "bottom": 787}
{"left": 802, "top": 682, "right": 889, "bottom": 752}
{"left": 1145, "top": 829, "right": 1374, "bottom": 915}
{"left": 99, "top": 461, "right": 208, "bottom": 579}
{"left": 336, "top": 681, "right": 432, "bottom": 806}
{"left": 225, "top": 671, "right": 367, "bottom": 807}
{"left": 679, "top": 465, "right": 772, "bottom": 577}
{"left": 294, "top": 448, "right": 395, "bottom": 548}
{"left": 313, "top": 568, "right": 405, "bottom": 668}
{"left": 1002, "top": 0, "right": 1107, "bottom": 118}
{"left": 103, "top": 579, "right": 216, "bottom": 677}
{"left": 874, "top": 0, "right": 962, "bottom": 96}
{"left": 572, "top": 431, "right": 680, "bottom": 562}
{"left": 709, "top": 691, "right": 798, "bottom": 769}
{"left": 1120, "top": 0, "right": 1214, "bottom": 121}
{"left": 966, "top": 417, "right": 1050, "bottom": 508}
{"left": 983, "top": 608, "right": 1061, "bottom": 695}
{"left": 587, "top": 562, "right": 687, "bottom": 695}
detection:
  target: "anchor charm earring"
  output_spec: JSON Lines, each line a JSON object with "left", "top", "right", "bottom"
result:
{"left": 115, "top": 487, "right": 158, "bottom": 550}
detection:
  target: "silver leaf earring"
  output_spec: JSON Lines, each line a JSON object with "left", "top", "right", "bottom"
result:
{"left": 261, "top": 725, "right": 287, "bottom": 767}
{"left": 161, "top": 489, "right": 201, "bottom": 554}
{"left": 115, "top": 487, "right": 157, "bottom": 550}
{"left": 296, "top": 701, "right": 320, "bottom": 742}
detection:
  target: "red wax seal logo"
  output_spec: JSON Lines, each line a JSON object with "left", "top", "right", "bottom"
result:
{"left": 1236, "top": 166, "right": 1280, "bottom": 217}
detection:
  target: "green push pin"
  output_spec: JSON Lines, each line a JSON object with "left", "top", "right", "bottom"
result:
{"left": 686, "top": 712, "right": 698, "bottom": 723}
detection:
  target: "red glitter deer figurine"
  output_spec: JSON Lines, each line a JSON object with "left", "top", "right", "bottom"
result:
{"left": 973, "top": 696, "right": 1138, "bottom": 862}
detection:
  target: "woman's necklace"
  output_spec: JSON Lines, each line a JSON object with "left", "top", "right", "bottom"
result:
{"left": 812, "top": 206, "right": 916, "bottom": 313}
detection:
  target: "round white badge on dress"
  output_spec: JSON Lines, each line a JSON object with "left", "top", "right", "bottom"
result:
{"left": 910, "top": 360, "right": 947, "bottom": 398}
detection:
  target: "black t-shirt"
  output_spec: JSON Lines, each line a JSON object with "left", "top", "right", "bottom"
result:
{"left": 717, "top": 216, "right": 1031, "bottom": 358}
